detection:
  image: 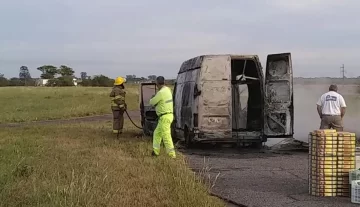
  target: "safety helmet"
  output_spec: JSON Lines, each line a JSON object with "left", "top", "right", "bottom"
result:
{"left": 114, "top": 76, "right": 125, "bottom": 85}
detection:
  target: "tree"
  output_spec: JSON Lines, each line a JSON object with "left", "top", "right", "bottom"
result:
{"left": 126, "top": 75, "right": 136, "bottom": 80}
{"left": 58, "top": 65, "right": 75, "bottom": 77}
{"left": 37, "top": 65, "right": 58, "bottom": 79}
{"left": 80, "top": 72, "right": 87, "bottom": 80}
{"left": 19, "top": 66, "right": 32, "bottom": 85}
{"left": 148, "top": 75, "right": 157, "bottom": 80}
{"left": 58, "top": 76, "right": 75, "bottom": 86}
{"left": 9, "top": 78, "right": 23, "bottom": 86}
{"left": 46, "top": 76, "right": 74, "bottom": 87}
{"left": 79, "top": 79, "right": 92, "bottom": 86}
{"left": 91, "top": 75, "right": 114, "bottom": 87}
{"left": 0, "top": 75, "right": 8, "bottom": 87}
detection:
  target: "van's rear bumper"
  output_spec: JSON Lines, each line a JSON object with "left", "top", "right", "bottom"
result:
{"left": 194, "top": 130, "right": 265, "bottom": 143}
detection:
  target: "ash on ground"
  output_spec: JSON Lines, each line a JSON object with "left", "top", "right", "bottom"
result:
{"left": 268, "top": 138, "right": 309, "bottom": 152}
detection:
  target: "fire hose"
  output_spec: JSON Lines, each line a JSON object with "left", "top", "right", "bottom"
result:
{"left": 117, "top": 110, "right": 143, "bottom": 139}
{"left": 124, "top": 110, "right": 143, "bottom": 129}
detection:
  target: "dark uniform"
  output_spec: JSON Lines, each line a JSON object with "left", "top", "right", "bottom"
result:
{"left": 110, "top": 85, "right": 126, "bottom": 134}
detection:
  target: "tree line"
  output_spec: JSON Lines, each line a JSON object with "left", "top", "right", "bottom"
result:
{"left": 0, "top": 65, "right": 164, "bottom": 87}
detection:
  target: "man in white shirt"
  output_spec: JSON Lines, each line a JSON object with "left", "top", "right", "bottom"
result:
{"left": 316, "top": 84, "right": 346, "bottom": 131}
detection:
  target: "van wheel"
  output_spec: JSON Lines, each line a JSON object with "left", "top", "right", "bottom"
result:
{"left": 250, "top": 142, "right": 263, "bottom": 149}
{"left": 142, "top": 122, "right": 150, "bottom": 136}
{"left": 143, "top": 127, "right": 150, "bottom": 136}
{"left": 171, "top": 122, "right": 178, "bottom": 142}
{"left": 145, "top": 131, "right": 151, "bottom": 137}
{"left": 184, "top": 127, "right": 194, "bottom": 148}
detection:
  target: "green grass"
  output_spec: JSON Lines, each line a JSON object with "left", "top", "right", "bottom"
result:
{"left": 0, "top": 121, "right": 225, "bottom": 207}
{"left": 0, "top": 85, "right": 140, "bottom": 123}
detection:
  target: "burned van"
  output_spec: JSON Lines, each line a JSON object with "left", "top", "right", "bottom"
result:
{"left": 139, "top": 53, "right": 294, "bottom": 148}
{"left": 172, "top": 53, "right": 294, "bottom": 147}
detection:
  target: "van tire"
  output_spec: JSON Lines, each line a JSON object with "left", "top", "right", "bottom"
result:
{"left": 171, "top": 122, "right": 178, "bottom": 142}
{"left": 184, "top": 126, "right": 194, "bottom": 148}
{"left": 251, "top": 142, "right": 263, "bottom": 149}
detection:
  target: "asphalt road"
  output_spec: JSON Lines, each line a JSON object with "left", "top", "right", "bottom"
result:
{"left": 181, "top": 147, "right": 358, "bottom": 207}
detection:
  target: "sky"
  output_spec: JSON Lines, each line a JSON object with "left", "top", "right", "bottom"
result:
{"left": 1, "top": 0, "right": 360, "bottom": 79}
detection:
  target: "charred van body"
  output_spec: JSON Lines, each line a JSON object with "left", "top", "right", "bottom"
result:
{"left": 139, "top": 53, "right": 294, "bottom": 148}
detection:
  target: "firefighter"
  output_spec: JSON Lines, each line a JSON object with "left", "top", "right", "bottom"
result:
{"left": 149, "top": 76, "right": 176, "bottom": 158}
{"left": 110, "top": 76, "right": 127, "bottom": 136}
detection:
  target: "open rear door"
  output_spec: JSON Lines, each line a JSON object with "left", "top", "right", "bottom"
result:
{"left": 139, "top": 83, "right": 158, "bottom": 135}
{"left": 264, "top": 53, "right": 294, "bottom": 138}
{"left": 198, "top": 55, "right": 232, "bottom": 138}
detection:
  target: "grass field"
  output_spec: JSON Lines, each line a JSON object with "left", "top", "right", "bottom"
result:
{"left": 0, "top": 85, "right": 141, "bottom": 123}
{"left": 0, "top": 84, "right": 175, "bottom": 124}
{"left": 0, "top": 120, "right": 225, "bottom": 207}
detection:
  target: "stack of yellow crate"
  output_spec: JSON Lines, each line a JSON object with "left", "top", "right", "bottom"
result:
{"left": 309, "top": 129, "right": 356, "bottom": 197}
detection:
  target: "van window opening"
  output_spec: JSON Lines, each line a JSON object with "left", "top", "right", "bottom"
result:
{"left": 231, "top": 59, "right": 262, "bottom": 132}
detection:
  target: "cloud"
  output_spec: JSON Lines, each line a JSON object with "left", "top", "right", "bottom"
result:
{"left": 271, "top": 0, "right": 353, "bottom": 11}
{"left": 0, "top": 0, "right": 359, "bottom": 78}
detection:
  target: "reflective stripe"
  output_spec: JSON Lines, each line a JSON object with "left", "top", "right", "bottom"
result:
{"left": 153, "top": 150, "right": 160, "bottom": 156}
{"left": 110, "top": 97, "right": 124, "bottom": 101}
{"left": 166, "top": 148, "right": 175, "bottom": 153}
{"left": 111, "top": 103, "right": 125, "bottom": 108}
{"left": 167, "top": 148, "right": 176, "bottom": 158}
{"left": 153, "top": 143, "right": 161, "bottom": 149}
{"left": 165, "top": 99, "right": 173, "bottom": 103}
{"left": 168, "top": 152, "right": 176, "bottom": 158}
{"left": 112, "top": 95, "right": 124, "bottom": 101}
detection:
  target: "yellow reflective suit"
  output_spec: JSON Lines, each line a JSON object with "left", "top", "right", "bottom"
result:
{"left": 110, "top": 85, "right": 126, "bottom": 134}
{"left": 149, "top": 86, "right": 176, "bottom": 158}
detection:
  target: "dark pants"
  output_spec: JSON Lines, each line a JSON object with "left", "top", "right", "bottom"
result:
{"left": 320, "top": 115, "right": 343, "bottom": 131}
{"left": 112, "top": 109, "right": 124, "bottom": 132}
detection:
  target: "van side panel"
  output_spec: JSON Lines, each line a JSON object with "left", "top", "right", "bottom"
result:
{"left": 174, "top": 69, "right": 200, "bottom": 129}
{"left": 198, "top": 55, "right": 232, "bottom": 138}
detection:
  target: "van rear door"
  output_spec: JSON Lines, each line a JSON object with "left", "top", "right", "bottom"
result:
{"left": 264, "top": 53, "right": 294, "bottom": 138}
{"left": 139, "top": 83, "right": 158, "bottom": 135}
{"left": 198, "top": 55, "right": 232, "bottom": 138}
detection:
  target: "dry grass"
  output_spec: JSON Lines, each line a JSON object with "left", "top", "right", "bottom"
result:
{"left": 0, "top": 84, "right": 140, "bottom": 123}
{"left": 0, "top": 120, "right": 225, "bottom": 207}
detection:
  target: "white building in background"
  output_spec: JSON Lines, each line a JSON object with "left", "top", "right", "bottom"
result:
{"left": 34, "top": 79, "right": 49, "bottom": 86}
{"left": 35, "top": 78, "right": 78, "bottom": 86}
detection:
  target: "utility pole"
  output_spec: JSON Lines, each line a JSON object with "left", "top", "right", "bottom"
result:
{"left": 340, "top": 64, "right": 345, "bottom": 85}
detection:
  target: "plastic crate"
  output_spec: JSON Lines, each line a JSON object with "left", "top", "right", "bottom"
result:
{"left": 351, "top": 180, "right": 360, "bottom": 204}
{"left": 350, "top": 169, "right": 360, "bottom": 184}
{"left": 309, "top": 130, "right": 356, "bottom": 197}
